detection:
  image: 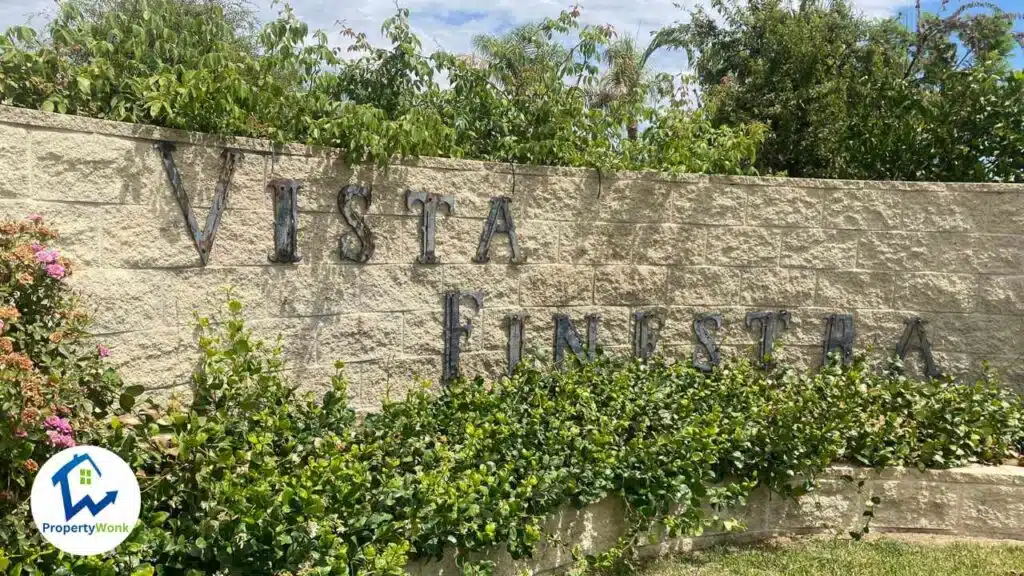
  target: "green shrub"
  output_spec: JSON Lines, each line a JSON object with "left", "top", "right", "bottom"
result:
{"left": 1, "top": 217, "right": 1023, "bottom": 574}
{"left": 3, "top": 300, "right": 1023, "bottom": 574}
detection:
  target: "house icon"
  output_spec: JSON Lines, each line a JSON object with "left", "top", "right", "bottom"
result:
{"left": 51, "top": 453, "right": 118, "bottom": 522}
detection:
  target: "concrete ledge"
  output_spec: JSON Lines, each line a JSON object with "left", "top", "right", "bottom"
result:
{"left": 1, "top": 104, "right": 1020, "bottom": 192}
{"left": 406, "top": 465, "right": 1024, "bottom": 575}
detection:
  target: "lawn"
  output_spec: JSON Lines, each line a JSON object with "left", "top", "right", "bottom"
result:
{"left": 641, "top": 537, "right": 1024, "bottom": 576}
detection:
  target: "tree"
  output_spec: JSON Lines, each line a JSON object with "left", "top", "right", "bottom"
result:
{"left": 588, "top": 27, "right": 688, "bottom": 140}
{"left": 0, "top": 1, "right": 764, "bottom": 174}
{"left": 677, "top": 0, "right": 1023, "bottom": 181}
{"left": 471, "top": 23, "right": 569, "bottom": 100}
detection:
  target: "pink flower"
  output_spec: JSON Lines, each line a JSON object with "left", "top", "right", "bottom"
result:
{"left": 29, "top": 243, "right": 43, "bottom": 253}
{"left": 27, "top": 214, "right": 43, "bottom": 223}
{"left": 35, "top": 248, "right": 59, "bottom": 264}
{"left": 0, "top": 320, "right": 4, "bottom": 333}
{"left": 97, "top": 345, "right": 111, "bottom": 358}
{"left": 45, "top": 430, "right": 76, "bottom": 448}
{"left": 44, "top": 415, "right": 73, "bottom": 435}
{"left": 15, "top": 429, "right": 27, "bottom": 439}
{"left": 45, "top": 263, "right": 65, "bottom": 279}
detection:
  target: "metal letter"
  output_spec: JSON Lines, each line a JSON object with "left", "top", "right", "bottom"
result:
{"left": 406, "top": 189, "right": 455, "bottom": 264}
{"left": 442, "top": 290, "right": 483, "bottom": 383}
{"left": 268, "top": 179, "right": 302, "bottom": 264}
{"left": 505, "top": 313, "right": 527, "bottom": 376}
{"left": 895, "top": 316, "right": 942, "bottom": 378}
{"left": 632, "top": 310, "right": 663, "bottom": 360}
{"left": 552, "top": 314, "right": 600, "bottom": 369}
{"left": 744, "top": 310, "right": 790, "bottom": 367}
{"left": 693, "top": 313, "right": 723, "bottom": 373}
{"left": 338, "top": 184, "right": 375, "bottom": 263}
{"left": 156, "top": 141, "right": 241, "bottom": 266}
{"left": 822, "top": 313, "right": 855, "bottom": 365}
{"left": 473, "top": 196, "right": 522, "bottom": 264}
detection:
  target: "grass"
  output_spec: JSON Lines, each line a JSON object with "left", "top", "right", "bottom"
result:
{"left": 641, "top": 537, "right": 1024, "bottom": 576}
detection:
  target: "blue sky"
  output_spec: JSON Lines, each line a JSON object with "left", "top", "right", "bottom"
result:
{"left": 0, "top": 0, "right": 1020, "bottom": 70}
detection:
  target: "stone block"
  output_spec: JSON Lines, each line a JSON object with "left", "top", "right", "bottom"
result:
{"left": 815, "top": 271, "right": 894, "bottom": 309}
{"left": 561, "top": 222, "right": 638, "bottom": 265}
{"left": 460, "top": 351, "right": 507, "bottom": 382}
{"left": 519, "top": 174, "right": 600, "bottom": 222}
{"left": 857, "top": 231, "right": 971, "bottom": 271}
{"left": 267, "top": 153, "right": 364, "bottom": 213}
{"left": 978, "top": 275, "right": 1024, "bottom": 314}
{"left": 889, "top": 190, "right": 985, "bottom": 232}
{"left": 595, "top": 177, "right": 677, "bottom": 223}
{"left": 241, "top": 263, "right": 442, "bottom": 317}
{"left": 666, "top": 266, "right": 745, "bottom": 306}
{"left": 670, "top": 184, "right": 747, "bottom": 226}
{"left": 742, "top": 268, "right": 816, "bottom": 307}
{"left": 434, "top": 217, "right": 486, "bottom": 264}
{"left": 208, "top": 209, "right": 276, "bottom": 266}
{"left": 893, "top": 273, "right": 978, "bottom": 313}
{"left": 403, "top": 309, "right": 448, "bottom": 357}
{"left": 780, "top": 229, "right": 859, "bottom": 269}
{"left": 706, "top": 227, "right": 780, "bottom": 267}
{"left": 68, "top": 268, "right": 180, "bottom": 333}
{"left": 100, "top": 327, "right": 198, "bottom": 391}
{"left": 516, "top": 219, "right": 562, "bottom": 264}
{"left": 519, "top": 265, "right": 593, "bottom": 307}
{"left": 659, "top": 306, "right": 751, "bottom": 349}
{"left": 977, "top": 191, "right": 1024, "bottom": 235}
{"left": 969, "top": 234, "right": 1024, "bottom": 274}
{"left": 349, "top": 355, "right": 443, "bottom": 410}
{"left": 822, "top": 188, "right": 899, "bottom": 230}
{"left": 929, "top": 314, "right": 1023, "bottom": 358}
{"left": 746, "top": 186, "right": 821, "bottom": 228}
{"left": 0, "top": 123, "right": 32, "bottom": 200}
{"left": 314, "top": 313, "right": 402, "bottom": 364}
{"left": 632, "top": 224, "right": 705, "bottom": 266}
{"left": 247, "top": 316, "right": 323, "bottom": 367}
{"left": 29, "top": 130, "right": 167, "bottom": 205}
{"left": 865, "top": 480, "right": 962, "bottom": 531}
{"left": 593, "top": 265, "right": 666, "bottom": 306}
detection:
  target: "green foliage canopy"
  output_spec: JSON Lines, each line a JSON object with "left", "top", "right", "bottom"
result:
{"left": 680, "top": 0, "right": 1024, "bottom": 182}
{"left": 0, "top": 0, "right": 765, "bottom": 175}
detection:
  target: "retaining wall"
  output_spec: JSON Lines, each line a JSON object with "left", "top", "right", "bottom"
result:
{"left": 0, "top": 106, "right": 1022, "bottom": 407}
{"left": 407, "top": 465, "right": 1024, "bottom": 575}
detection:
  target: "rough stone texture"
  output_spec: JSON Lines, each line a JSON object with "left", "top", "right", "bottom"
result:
{"left": 408, "top": 465, "right": 1024, "bottom": 576}
{"left": 1, "top": 106, "right": 1021, "bottom": 402}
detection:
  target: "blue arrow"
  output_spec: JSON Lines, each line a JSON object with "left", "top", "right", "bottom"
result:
{"left": 61, "top": 490, "right": 118, "bottom": 522}
{"left": 50, "top": 453, "right": 118, "bottom": 521}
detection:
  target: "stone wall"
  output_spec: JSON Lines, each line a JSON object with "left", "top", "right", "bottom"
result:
{"left": 407, "top": 465, "right": 1024, "bottom": 575}
{"left": 1, "top": 106, "right": 1022, "bottom": 409}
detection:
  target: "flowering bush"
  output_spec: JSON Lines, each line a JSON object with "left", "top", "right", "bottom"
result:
{"left": 0, "top": 216, "right": 127, "bottom": 514}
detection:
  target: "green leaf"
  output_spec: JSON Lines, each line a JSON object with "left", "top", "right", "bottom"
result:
{"left": 119, "top": 392, "right": 136, "bottom": 412}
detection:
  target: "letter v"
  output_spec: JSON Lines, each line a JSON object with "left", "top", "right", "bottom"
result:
{"left": 156, "top": 141, "right": 242, "bottom": 265}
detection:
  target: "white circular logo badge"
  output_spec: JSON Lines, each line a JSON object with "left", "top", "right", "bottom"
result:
{"left": 30, "top": 445, "right": 141, "bottom": 556}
